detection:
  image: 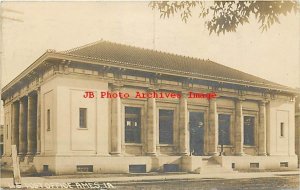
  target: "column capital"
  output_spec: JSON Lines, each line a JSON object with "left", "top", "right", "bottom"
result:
{"left": 236, "top": 96, "right": 245, "bottom": 102}
{"left": 259, "top": 99, "right": 269, "bottom": 106}
{"left": 180, "top": 91, "right": 189, "bottom": 98}
{"left": 147, "top": 85, "right": 160, "bottom": 92}
{"left": 111, "top": 83, "right": 123, "bottom": 91}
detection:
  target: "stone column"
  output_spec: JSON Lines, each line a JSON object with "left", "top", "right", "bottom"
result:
{"left": 258, "top": 100, "right": 267, "bottom": 156}
{"left": 235, "top": 98, "right": 244, "bottom": 155}
{"left": 146, "top": 91, "right": 157, "bottom": 156}
{"left": 36, "top": 88, "right": 41, "bottom": 154}
{"left": 208, "top": 98, "right": 218, "bottom": 155}
{"left": 110, "top": 84, "right": 122, "bottom": 156}
{"left": 27, "top": 93, "right": 37, "bottom": 155}
{"left": 179, "top": 92, "right": 189, "bottom": 155}
{"left": 12, "top": 102, "right": 19, "bottom": 148}
{"left": 18, "top": 97, "right": 28, "bottom": 155}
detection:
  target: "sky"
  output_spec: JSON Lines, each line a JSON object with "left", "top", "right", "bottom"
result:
{"left": 1, "top": 1, "right": 300, "bottom": 89}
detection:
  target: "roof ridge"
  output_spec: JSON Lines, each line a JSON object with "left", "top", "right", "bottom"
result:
{"left": 64, "top": 39, "right": 209, "bottom": 63}
{"left": 61, "top": 39, "right": 105, "bottom": 54}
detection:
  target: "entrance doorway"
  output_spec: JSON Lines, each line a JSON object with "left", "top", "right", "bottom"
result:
{"left": 189, "top": 112, "right": 205, "bottom": 156}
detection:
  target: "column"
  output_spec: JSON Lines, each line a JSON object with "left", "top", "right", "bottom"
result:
{"left": 258, "top": 100, "right": 267, "bottom": 156}
{"left": 36, "top": 88, "right": 41, "bottom": 154}
{"left": 146, "top": 93, "right": 157, "bottom": 156}
{"left": 235, "top": 98, "right": 244, "bottom": 155}
{"left": 208, "top": 98, "right": 218, "bottom": 155}
{"left": 18, "top": 97, "right": 28, "bottom": 155}
{"left": 12, "top": 102, "right": 19, "bottom": 148}
{"left": 27, "top": 93, "right": 37, "bottom": 155}
{"left": 110, "top": 84, "right": 122, "bottom": 156}
{"left": 179, "top": 92, "right": 189, "bottom": 155}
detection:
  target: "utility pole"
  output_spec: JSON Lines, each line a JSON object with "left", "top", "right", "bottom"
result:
{"left": 0, "top": 3, "right": 23, "bottom": 188}
{"left": 0, "top": 4, "right": 23, "bottom": 124}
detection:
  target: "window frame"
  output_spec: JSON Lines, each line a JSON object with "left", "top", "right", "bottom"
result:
{"left": 158, "top": 108, "right": 175, "bottom": 145}
{"left": 124, "top": 106, "right": 142, "bottom": 144}
{"left": 280, "top": 122, "right": 285, "bottom": 137}
{"left": 243, "top": 115, "right": 256, "bottom": 146}
{"left": 218, "top": 114, "right": 231, "bottom": 145}
{"left": 47, "top": 109, "right": 51, "bottom": 131}
{"left": 79, "top": 107, "right": 88, "bottom": 129}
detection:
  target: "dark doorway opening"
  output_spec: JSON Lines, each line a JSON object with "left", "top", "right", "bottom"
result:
{"left": 189, "top": 112, "right": 205, "bottom": 156}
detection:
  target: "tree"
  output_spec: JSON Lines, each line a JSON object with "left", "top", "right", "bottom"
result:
{"left": 149, "top": 1, "right": 299, "bottom": 35}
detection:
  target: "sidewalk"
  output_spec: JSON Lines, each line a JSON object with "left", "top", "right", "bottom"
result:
{"left": 1, "top": 170, "right": 299, "bottom": 188}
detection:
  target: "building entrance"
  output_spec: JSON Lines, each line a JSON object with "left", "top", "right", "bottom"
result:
{"left": 189, "top": 112, "right": 205, "bottom": 156}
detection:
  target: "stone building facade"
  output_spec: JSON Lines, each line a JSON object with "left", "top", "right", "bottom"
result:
{"left": 1, "top": 41, "right": 298, "bottom": 174}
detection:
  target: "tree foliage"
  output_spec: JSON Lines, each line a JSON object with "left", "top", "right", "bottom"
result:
{"left": 149, "top": 1, "right": 299, "bottom": 35}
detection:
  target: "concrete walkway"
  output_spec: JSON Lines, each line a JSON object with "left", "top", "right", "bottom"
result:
{"left": 1, "top": 170, "right": 299, "bottom": 188}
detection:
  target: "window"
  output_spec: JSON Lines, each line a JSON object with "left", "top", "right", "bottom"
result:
{"left": 47, "top": 109, "right": 51, "bottom": 131}
{"left": 0, "top": 135, "right": 3, "bottom": 142}
{"left": 43, "top": 165, "right": 49, "bottom": 172}
{"left": 280, "top": 122, "right": 284, "bottom": 137}
{"left": 280, "top": 162, "right": 288, "bottom": 167}
{"left": 218, "top": 114, "right": 231, "bottom": 145}
{"left": 159, "top": 109, "right": 174, "bottom": 144}
{"left": 244, "top": 116, "right": 255, "bottom": 145}
{"left": 125, "top": 107, "right": 141, "bottom": 143}
{"left": 163, "top": 164, "right": 179, "bottom": 172}
{"left": 76, "top": 165, "right": 93, "bottom": 173}
{"left": 79, "top": 108, "right": 87, "bottom": 128}
{"left": 129, "top": 165, "right": 146, "bottom": 173}
{"left": 250, "top": 163, "right": 259, "bottom": 168}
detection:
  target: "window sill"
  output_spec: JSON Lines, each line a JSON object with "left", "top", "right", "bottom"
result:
{"left": 218, "top": 145, "right": 233, "bottom": 147}
{"left": 77, "top": 128, "right": 88, "bottom": 130}
{"left": 124, "top": 143, "right": 142, "bottom": 146}
{"left": 158, "top": 144, "right": 174, "bottom": 147}
{"left": 243, "top": 145, "right": 256, "bottom": 148}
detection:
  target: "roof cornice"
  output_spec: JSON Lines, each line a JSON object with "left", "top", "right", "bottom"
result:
{"left": 1, "top": 51, "right": 299, "bottom": 98}
{"left": 51, "top": 52, "right": 299, "bottom": 94}
{"left": 1, "top": 51, "right": 50, "bottom": 94}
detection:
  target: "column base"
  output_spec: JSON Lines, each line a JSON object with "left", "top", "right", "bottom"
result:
{"left": 235, "top": 152, "right": 245, "bottom": 156}
{"left": 179, "top": 152, "right": 189, "bottom": 156}
{"left": 146, "top": 152, "right": 157, "bottom": 156}
{"left": 258, "top": 152, "right": 267, "bottom": 156}
{"left": 208, "top": 152, "right": 218, "bottom": 156}
{"left": 26, "top": 152, "right": 34, "bottom": 156}
{"left": 110, "top": 152, "right": 122, "bottom": 156}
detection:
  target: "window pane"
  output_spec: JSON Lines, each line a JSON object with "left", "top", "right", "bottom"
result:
{"left": 159, "top": 110, "right": 174, "bottom": 144}
{"left": 125, "top": 107, "right": 141, "bottom": 143}
{"left": 244, "top": 116, "right": 255, "bottom": 145}
{"left": 218, "top": 114, "right": 231, "bottom": 145}
{"left": 79, "top": 108, "right": 87, "bottom": 128}
{"left": 47, "top": 109, "right": 50, "bottom": 131}
{"left": 280, "top": 122, "right": 284, "bottom": 137}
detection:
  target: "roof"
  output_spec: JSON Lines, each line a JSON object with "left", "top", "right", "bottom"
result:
{"left": 2, "top": 40, "right": 298, "bottom": 98}
{"left": 61, "top": 40, "right": 290, "bottom": 90}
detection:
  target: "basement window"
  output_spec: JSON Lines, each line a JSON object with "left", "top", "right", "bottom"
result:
{"left": 163, "top": 164, "right": 179, "bottom": 172}
{"left": 250, "top": 163, "right": 259, "bottom": 168}
{"left": 129, "top": 165, "right": 146, "bottom": 173}
{"left": 280, "top": 162, "right": 288, "bottom": 167}
{"left": 43, "top": 165, "right": 49, "bottom": 172}
{"left": 77, "top": 165, "right": 93, "bottom": 173}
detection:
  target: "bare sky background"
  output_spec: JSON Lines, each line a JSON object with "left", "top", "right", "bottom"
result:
{"left": 1, "top": 1, "right": 300, "bottom": 89}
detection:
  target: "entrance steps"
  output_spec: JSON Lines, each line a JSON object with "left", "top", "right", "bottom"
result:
{"left": 200, "top": 156, "right": 236, "bottom": 174}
